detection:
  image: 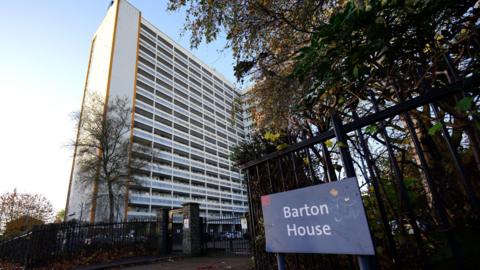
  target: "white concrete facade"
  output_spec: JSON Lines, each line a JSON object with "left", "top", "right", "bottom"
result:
{"left": 66, "top": 0, "right": 247, "bottom": 222}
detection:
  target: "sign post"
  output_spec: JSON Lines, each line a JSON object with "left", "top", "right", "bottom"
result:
{"left": 261, "top": 177, "right": 375, "bottom": 255}
{"left": 276, "top": 253, "right": 286, "bottom": 270}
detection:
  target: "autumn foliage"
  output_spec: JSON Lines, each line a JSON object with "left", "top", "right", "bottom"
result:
{"left": 0, "top": 190, "right": 54, "bottom": 236}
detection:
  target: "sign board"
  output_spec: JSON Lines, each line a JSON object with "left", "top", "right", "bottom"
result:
{"left": 183, "top": 218, "right": 189, "bottom": 229}
{"left": 241, "top": 218, "right": 248, "bottom": 230}
{"left": 261, "top": 177, "right": 374, "bottom": 255}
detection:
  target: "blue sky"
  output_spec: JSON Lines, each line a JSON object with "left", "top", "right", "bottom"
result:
{"left": 0, "top": 0, "right": 236, "bottom": 211}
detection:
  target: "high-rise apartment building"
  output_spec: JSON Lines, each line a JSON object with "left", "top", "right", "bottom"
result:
{"left": 65, "top": 0, "right": 248, "bottom": 222}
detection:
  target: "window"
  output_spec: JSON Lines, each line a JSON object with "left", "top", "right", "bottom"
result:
{"left": 206, "top": 159, "right": 217, "bottom": 166}
{"left": 191, "top": 97, "right": 202, "bottom": 107}
{"left": 141, "top": 24, "right": 156, "bottom": 37}
{"left": 158, "top": 46, "right": 172, "bottom": 59}
{"left": 215, "top": 92, "right": 224, "bottom": 101}
{"left": 154, "top": 115, "right": 172, "bottom": 126}
{"left": 191, "top": 129, "right": 203, "bottom": 139}
{"left": 139, "top": 56, "right": 155, "bottom": 69}
{"left": 175, "top": 58, "right": 188, "bottom": 69}
{"left": 203, "top": 86, "right": 213, "bottom": 95}
{"left": 189, "top": 58, "right": 201, "bottom": 68}
{"left": 191, "top": 119, "right": 202, "bottom": 128}
{"left": 190, "top": 77, "right": 201, "bottom": 87}
{"left": 174, "top": 48, "right": 188, "bottom": 59}
{"left": 154, "top": 128, "right": 172, "bottom": 139}
{"left": 139, "top": 45, "right": 155, "bottom": 58}
{"left": 155, "top": 102, "right": 172, "bottom": 114}
{"left": 206, "top": 171, "right": 218, "bottom": 178}
{"left": 174, "top": 111, "right": 189, "bottom": 122}
{"left": 205, "top": 137, "right": 216, "bottom": 145}
{"left": 219, "top": 163, "right": 229, "bottom": 170}
{"left": 155, "top": 91, "right": 172, "bottom": 102}
{"left": 154, "top": 142, "right": 171, "bottom": 152}
{"left": 136, "top": 93, "right": 153, "bottom": 106}
{"left": 202, "top": 67, "right": 212, "bottom": 77}
{"left": 157, "top": 57, "right": 173, "bottom": 69}
{"left": 133, "top": 135, "right": 152, "bottom": 147}
{"left": 174, "top": 123, "right": 188, "bottom": 133}
{"left": 156, "top": 78, "right": 173, "bottom": 91}
{"left": 190, "top": 108, "right": 202, "bottom": 118}
{"left": 203, "top": 77, "right": 212, "bottom": 86}
{"left": 204, "top": 95, "right": 213, "bottom": 105}
{"left": 204, "top": 106, "right": 214, "bottom": 114}
{"left": 140, "top": 34, "right": 155, "bottom": 47}
{"left": 191, "top": 141, "right": 203, "bottom": 150}
{"left": 135, "top": 107, "right": 153, "bottom": 119}
{"left": 189, "top": 67, "right": 200, "bottom": 78}
{"left": 134, "top": 121, "right": 152, "bottom": 132}
{"left": 173, "top": 135, "right": 189, "bottom": 145}
{"left": 157, "top": 35, "right": 173, "bottom": 48}
{"left": 175, "top": 88, "right": 188, "bottom": 99}
{"left": 174, "top": 67, "right": 188, "bottom": 79}
{"left": 156, "top": 67, "right": 173, "bottom": 79}
{"left": 192, "top": 167, "right": 204, "bottom": 174}
{"left": 205, "top": 125, "right": 215, "bottom": 134}
{"left": 215, "top": 103, "right": 225, "bottom": 111}
{"left": 174, "top": 78, "right": 188, "bottom": 89}
{"left": 214, "top": 76, "right": 222, "bottom": 84}
{"left": 138, "top": 68, "right": 154, "bottom": 81}
{"left": 190, "top": 87, "right": 201, "bottom": 98}
{"left": 204, "top": 115, "right": 214, "bottom": 124}
{"left": 174, "top": 100, "right": 188, "bottom": 110}
{"left": 137, "top": 80, "right": 154, "bottom": 93}
{"left": 218, "top": 141, "right": 227, "bottom": 149}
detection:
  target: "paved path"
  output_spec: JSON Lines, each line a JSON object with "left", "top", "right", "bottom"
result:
{"left": 121, "top": 256, "right": 251, "bottom": 270}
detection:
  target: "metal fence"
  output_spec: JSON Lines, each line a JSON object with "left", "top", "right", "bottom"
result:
{"left": 242, "top": 76, "right": 480, "bottom": 269}
{"left": 201, "top": 216, "right": 250, "bottom": 255}
{"left": 0, "top": 220, "right": 158, "bottom": 267}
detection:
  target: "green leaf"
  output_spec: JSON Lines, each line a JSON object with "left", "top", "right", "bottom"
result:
{"left": 456, "top": 96, "right": 473, "bottom": 112}
{"left": 303, "top": 157, "right": 309, "bottom": 165}
{"left": 264, "top": 131, "right": 281, "bottom": 142}
{"left": 337, "top": 141, "right": 347, "bottom": 148}
{"left": 353, "top": 65, "right": 359, "bottom": 78}
{"left": 365, "top": 124, "right": 378, "bottom": 134}
{"left": 428, "top": 123, "right": 443, "bottom": 136}
{"left": 324, "top": 139, "right": 333, "bottom": 148}
{"left": 276, "top": 143, "right": 288, "bottom": 151}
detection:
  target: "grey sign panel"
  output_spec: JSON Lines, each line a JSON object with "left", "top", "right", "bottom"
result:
{"left": 261, "top": 177, "right": 375, "bottom": 255}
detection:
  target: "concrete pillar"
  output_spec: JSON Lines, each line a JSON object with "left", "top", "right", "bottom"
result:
{"left": 156, "top": 208, "right": 168, "bottom": 254}
{"left": 182, "top": 202, "right": 201, "bottom": 256}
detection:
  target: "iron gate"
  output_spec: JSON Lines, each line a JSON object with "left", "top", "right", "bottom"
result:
{"left": 201, "top": 216, "right": 250, "bottom": 255}
{"left": 242, "top": 76, "right": 480, "bottom": 269}
{"left": 168, "top": 209, "right": 183, "bottom": 253}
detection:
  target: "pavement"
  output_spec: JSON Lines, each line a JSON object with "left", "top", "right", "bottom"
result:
{"left": 120, "top": 256, "right": 252, "bottom": 270}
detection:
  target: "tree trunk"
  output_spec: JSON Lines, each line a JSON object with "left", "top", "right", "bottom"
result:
{"left": 107, "top": 181, "right": 115, "bottom": 223}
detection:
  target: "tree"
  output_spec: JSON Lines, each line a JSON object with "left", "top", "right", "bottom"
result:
{"left": 4, "top": 216, "right": 44, "bottom": 237}
{"left": 55, "top": 209, "right": 65, "bottom": 223}
{"left": 0, "top": 190, "right": 54, "bottom": 235}
{"left": 170, "top": 0, "right": 479, "bottom": 131}
{"left": 72, "top": 92, "right": 145, "bottom": 223}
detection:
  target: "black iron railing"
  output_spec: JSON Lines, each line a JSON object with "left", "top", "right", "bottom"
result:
{"left": 242, "top": 76, "right": 480, "bottom": 269}
{"left": 0, "top": 220, "right": 158, "bottom": 267}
